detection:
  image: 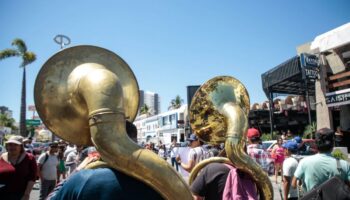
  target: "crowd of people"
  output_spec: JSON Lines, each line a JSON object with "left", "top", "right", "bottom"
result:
{"left": 0, "top": 135, "right": 98, "bottom": 200}
{"left": 0, "top": 125, "right": 350, "bottom": 200}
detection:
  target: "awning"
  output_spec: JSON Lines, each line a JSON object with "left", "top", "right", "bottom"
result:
{"left": 311, "top": 22, "right": 350, "bottom": 53}
{"left": 261, "top": 56, "right": 315, "bottom": 98}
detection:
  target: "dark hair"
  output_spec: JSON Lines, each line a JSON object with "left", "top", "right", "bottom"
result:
{"left": 315, "top": 128, "right": 334, "bottom": 152}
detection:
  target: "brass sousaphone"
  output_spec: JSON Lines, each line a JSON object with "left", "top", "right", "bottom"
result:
{"left": 189, "top": 76, "right": 273, "bottom": 200}
{"left": 34, "top": 45, "right": 192, "bottom": 199}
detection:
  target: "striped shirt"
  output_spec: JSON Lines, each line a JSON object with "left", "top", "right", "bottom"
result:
{"left": 247, "top": 144, "right": 269, "bottom": 172}
{"left": 188, "top": 146, "right": 211, "bottom": 165}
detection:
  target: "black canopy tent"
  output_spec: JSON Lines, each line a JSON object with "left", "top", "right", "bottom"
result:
{"left": 261, "top": 56, "right": 315, "bottom": 134}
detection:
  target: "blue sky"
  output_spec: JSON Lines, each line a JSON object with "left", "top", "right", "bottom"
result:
{"left": 0, "top": 0, "right": 349, "bottom": 121}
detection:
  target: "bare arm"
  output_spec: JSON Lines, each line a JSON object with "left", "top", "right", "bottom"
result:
{"left": 283, "top": 176, "right": 290, "bottom": 200}
{"left": 37, "top": 165, "right": 42, "bottom": 180}
{"left": 22, "top": 181, "right": 35, "bottom": 200}
{"left": 180, "top": 159, "right": 195, "bottom": 172}
{"left": 291, "top": 176, "right": 298, "bottom": 189}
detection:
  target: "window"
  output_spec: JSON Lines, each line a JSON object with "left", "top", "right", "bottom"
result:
{"left": 179, "top": 113, "right": 184, "bottom": 121}
{"left": 163, "top": 116, "right": 169, "bottom": 125}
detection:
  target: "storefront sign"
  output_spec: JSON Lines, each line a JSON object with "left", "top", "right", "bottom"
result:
{"left": 300, "top": 53, "right": 320, "bottom": 80}
{"left": 326, "top": 88, "right": 350, "bottom": 107}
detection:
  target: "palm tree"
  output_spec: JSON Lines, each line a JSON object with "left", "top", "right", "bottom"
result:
{"left": 140, "top": 104, "right": 151, "bottom": 116}
{"left": 168, "top": 95, "right": 184, "bottom": 110}
{"left": 0, "top": 38, "right": 36, "bottom": 136}
{"left": 0, "top": 113, "right": 16, "bottom": 130}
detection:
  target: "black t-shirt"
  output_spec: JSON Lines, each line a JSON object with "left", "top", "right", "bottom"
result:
{"left": 190, "top": 163, "right": 230, "bottom": 200}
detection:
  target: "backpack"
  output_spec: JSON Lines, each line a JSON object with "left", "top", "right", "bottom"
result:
{"left": 300, "top": 159, "right": 350, "bottom": 200}
{"left": 222, "top": 164, "right": 258, "bottom": 200}
{"left": 39, "top": 153, "right": 49, "bottom": 170}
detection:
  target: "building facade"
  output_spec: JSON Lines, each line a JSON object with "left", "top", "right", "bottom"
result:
{"left": 134, "top": 105, "right": 188, "bottom": 145}
{"left": 297, "top": 23, "right": 350, "bottom": 131}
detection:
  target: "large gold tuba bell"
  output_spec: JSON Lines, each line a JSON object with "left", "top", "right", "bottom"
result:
{"left": 34, "top": 45, "right": 192, "bottom": 200}
{"left": 189, "top": 76, "right": 273, "bottom": 200}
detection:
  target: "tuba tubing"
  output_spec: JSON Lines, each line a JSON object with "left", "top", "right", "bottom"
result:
{"left": 221, "top": 102, "right": 273, "bottom": 200}
{"left": 72, "top": 66, "right": 193, "bottom": 200}
{"left": 188, "top": 76, "right": 273, "bottom": 200}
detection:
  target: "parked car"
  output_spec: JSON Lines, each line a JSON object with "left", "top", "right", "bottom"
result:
{"left": 260, "top": 138, "right": 318, "bottom": 174}
{"left": 262, "top": 139, "right": 318, "bottom": 161}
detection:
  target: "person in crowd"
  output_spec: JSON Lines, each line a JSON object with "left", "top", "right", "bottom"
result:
{"left": 169, "top": 139, "right": 179, "bottom": 171}
{"left": 246, "top": 128, "right": 269, "bottom": 172}
{"left": 149, "top": 143, "right": 158, "bottom": 154}
{"left": 272, "top": 137, "right": 285, "bottom": 183}
{"left": 176, "top": 133, "right": 211, "bottom": 173}
{"left": 65, "top": 145, "right": 78, "bottom": 176}
{"left": 335, "top": 126, "right": 344, "bottom": 147}
{"left": 281, "top": 131, "right": 287, "bottom": 140}
{"left": 145, "top": 143, "right": 151, "bottom": 150}
{"left": 190, "top": 161, "right": 258, "bottom": 200}
{"left": 286, "top": 130, "right": 294, "bottom": 140}
{"left": 292, "top": 136, "right": 306, "bottom": 155}
{"left": 292, "top": 128, "right": 350, "bottom": 192}
{"left": 57, "top": 147, "right": 66, "bottom": 182}
{"left": 282, "top": 141, "right": 299, "bottom": 200}
{"left": 63, "top": 143, "right": 76, "bottom": 158}
{"left": 46, "top": 121, "right": 163, "bottom": 200}
{"left": 23, "top": 137, "right": 34, "bottom": 154}
{"left": 158, "top": 144, "right": 167, "bottom": 160}
{"left": 38, "top": 141, "right": 59, "bottom": 200}
{"left": 0, "top": 135, "right": 37, "bottom": 200}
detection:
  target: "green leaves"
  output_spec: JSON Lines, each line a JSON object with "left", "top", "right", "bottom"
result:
{"left": 21, "top": 52, "right": 36, "bottom": 67}
{"left": 168, "top": 95, "right": 184, "bottom": 110}
{"left": 0, "top": 49, "right": 20, "bottom": 60}
{"left": 140, "top": 104, "right": 150, "bottom": 115}
{"left": 12, "top": 38, "right": 27, "bottom": 54}
{"left": 0, "top": 38, "right": 36, "bottom": 67}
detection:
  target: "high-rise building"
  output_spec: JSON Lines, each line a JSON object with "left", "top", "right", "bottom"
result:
{"left": 139, "top": 90, "right": 160, "bottom": 116}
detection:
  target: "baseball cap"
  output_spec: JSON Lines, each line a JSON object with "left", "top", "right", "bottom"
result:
{"left": 187, "top": 134, "right": 198, "bottom": 142}
{"left": 282, "top": 141, "right": 298, "bottom": 151}
{"left": 5, "top": 135, "right": 24, "bottom": 145}
{"left": 293, "top": 136, "right": 302, "bottom": 143}
{"left": 49, "top": 141, "right": 59, "bottom": 147}
{"left": 247, "top": 128, "right": 260, "bottom": 139}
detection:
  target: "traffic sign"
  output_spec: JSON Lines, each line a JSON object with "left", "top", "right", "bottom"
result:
{"left": 26, "top": 119, "right": 41, "bottom": 126}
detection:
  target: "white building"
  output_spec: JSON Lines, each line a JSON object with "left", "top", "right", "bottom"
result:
{"left": 134, "top": 105, "right": 188, "bottom": 145}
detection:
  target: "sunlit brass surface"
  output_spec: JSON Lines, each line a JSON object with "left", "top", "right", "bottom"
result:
{"left": 189, "top": 76, "right": 273, "bottom": 200}
{"left": 34, "top": 45, "right": 192, "bottom": 200}
{"left": 190, "top": 76, "right": 250, "bottom": 145}
{"left": 34, "top": 45, "right": 139, "bottom": 145}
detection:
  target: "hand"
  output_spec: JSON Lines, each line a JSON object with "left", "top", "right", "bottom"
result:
{"left": 21, "top": 194, "right": 30, "bottom": 200}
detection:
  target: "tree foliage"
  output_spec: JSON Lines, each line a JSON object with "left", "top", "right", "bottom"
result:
{"left": 0, "top": 114, "right": 16, "bottom": 129}
{"left": 140, "top": 104, "right": 151, "bottom": 115}
{"left": 168, "top": 95, "right": 184, "bottom": 110}
{"left": 0, "top": 38, "right": 36, "bottom": 136}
